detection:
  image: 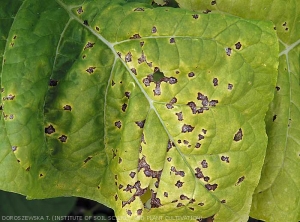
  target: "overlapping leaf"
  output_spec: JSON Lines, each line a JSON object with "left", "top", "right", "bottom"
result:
{"left": 175, "top": 0, "right": 300, "bottom": 221}
{"left": 0, "top": 0, "right": 278, "bottom": 221}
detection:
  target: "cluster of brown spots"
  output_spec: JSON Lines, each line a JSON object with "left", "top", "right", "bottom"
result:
{"left": 138, "top": 156, "right": 162, "bottom": 183}
{"left": 175, "top": 112, "right": 183, "bottom": 121}
{"left": 235, "top": 42, "right": 242, "bottom": 50}
{"left": 58, "top": 135, "right": 67, "bottom": 142}
{"left": 151, "top": 190, "right": 162, "bottom": 208}
{"left": 282, "top": 22, "right": 289, "bottom": 31}
{"left": 45, "top": 125, "right": 55, "bottom": 134}
{"left": 84, "top": 42, "right": 95, "bottom": 50}
{"left": 205, "top": 183, "right": 218, "bottom": 191}
{"left": 49, "top": 79, "right": 58, "bottom": 86}
{"left": 194, "top": 167, "right": 209, "bottom": 182}
{"left": 167, "top": 140, "right": 175, "bottom": 152}
{"left": 115, "top": 121, "right": 122, "bottom": 129}
{"left": 86, "top": 66, "right": 96, "bottom": 74}
{"left": 233, "top": 128, "right": 243, "bottom": 141}
{"left": 166, "top": 97, "right": 177, "bottom": 109}
{"left": 122, "top": 181, "right": 147, "bottom": 208}
{"left": 3, "top": 94, "right": 15, "bottom": 100}
{"left": 221, "top": 156, "right": 229, "bottom": 163}
{"left": 84, "top": 156, "right": 92, "bottom": 163}
{"left": 181, "top": 124, "right": 194, "bottom": 133}
{"left": 170, "top": 166, "right": 185, "bottom": 177}
{"left": 130, "top": 34, "right": 141, "bottom": 39}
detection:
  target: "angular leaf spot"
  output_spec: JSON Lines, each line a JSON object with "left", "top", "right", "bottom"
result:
{"left": 233, "top": 128, "right": 243, "bottom": 141}
{"left": 194, "top": 167, "right": 204, "bottom": 179}
{"left": 221, "top": 200, "right": 226, "bottom": 203}
{"left": 209, "top": 99, "right": 218, "bottom": 107}
{"left": 125, "top": 91, "right": 131, "bottom": 98}
{"left": 228, "top": 83, "right": 233, "bottom": 90}
{"left": 129, "top": 172, "right": 136, "bottom": 178}
{"left": 213, "top": 78, "right": 218, "bottom": 86}
{"left": 164, "top": 192, "right": 168, "bottom": 197}
{"left": 175, "top": 180, "right": 184, "bottom": 188}
{"left": 225, "top": 47, "right": 232, "bottom": 56}
{"left": 153, "top": 82, "right": 161, "bottom": 96}
{"left": 192, "top": 14, "right": 199, "bottom": 19}
{"left": 58, "top": 135, "right": 67, "bottom": 142}
{"left": 45, "top": 125, "right": 55, "bottom": 134}
{"left": 125, "top": 52, "right": 132, "bottom": 62}
{"left": 275, "top": 86, "right": 280, "bottom": 91}
{"left": 122, "top": 103, "right": 127, "bottom": 112}
{"left": 49, "top": 79, "right": 58, "bottom": 86}
{"left": 84, "top": 42, "right": 95, "bottom": 50}
{"left": 169, "top": 77, "right": 177, "bottom": 84}
{"left": 205, "top": 183, "right": 218, "bottom": 191}
{"left": 135, "top": 120, "right": 145, "bottom": 128}
{"left": 84, "top": 156, "right": 92, "bottom": 163}
{"left": 188, "top": 72, "right": 195, "bottom": 77}
{"left": 86, "top": 66, "right": 96, "bottom": 74}
{"left": 221, "top": 156, "right": 230, "bottom": 163}
{"left": 126, "top": 210, "right": 132, "bottom": 216}
{"left": 77, "top": 6, "right": 83, "bottom": 14}
{"left": 211, "top": 0, "right": 217, "bottom": 5}
{"left": 130, "top": 34, "right": 141, "bottom": 39}
{"left": 195, "top": 143, "right": 201, "bottom": 148}
{"left": 236, "top": 176, "right": 245, "bottom": 185}
{"left": 3, "top": 94, "right": 15, "bottom": 101}
{"left": 201, "top": 160, "right": 208, "bottom": 168}
{"left": 175, "top": 112, "right": 183, "bottom": 121}
{"left": 235, "top": 42, "right": 242, "bottom": 50}
{"left": 115, "top": 121, "right": 122, "bottom": 129}
{"left": 63, "top": 105, "right": 72, "bottom": 111}
{"left": 83, "top": 20, "right": 89, "bottom": 26}
{"left": 272, "top": 115, "right": 277, "bottom": 121}
{"left": 151, "top": 191, "right": 162, "bottom": 208}
{"left": 181, "top": 124, "right": 194, "bottom": 133}
{"left": 170, "top": 38, "right": 175, "bottom": 43}
{"left": 152, "top": 26, "right": 157, "bottom": 33}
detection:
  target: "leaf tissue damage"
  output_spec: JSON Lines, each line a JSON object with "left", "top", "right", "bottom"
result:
{"left": 0, "top": 0, "right": 278, "bottom": 221}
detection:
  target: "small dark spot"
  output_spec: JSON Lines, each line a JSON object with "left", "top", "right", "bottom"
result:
{"left": 137, "top": 209, "right": 143, "bottom": 215}
{"left": 235, "top": 42, "right": 242, "bottom": 50}
{"left": 169, "top": 77, "right": 177, "bottom": 84}
{"left": 45, "top": 125, "right": 55, "bottom": 134}
{"left": 164, "top": 192, "right": 168, "bottom": 197}
{"left": 171, "top": 200, "right": 178, "bottom": 203}
{"left": 10, "top": 42, "right": 14, "bottom": 47}
{"left": 135, "top": 120, "right": 145, "bottom": 128}
{"left": 49, "top": 79, "right": 58, "bottom": 86}
{"left": 195, "top": 143, "right": 201, "bottom": 148}
{"left": 12, "top": 146, "right": 17, "bottom": 151}
{"left": 189, "top": 207, "right": 194, "bottom": 211}
{"left": 86, "top": 66, "right": 96, "bottom": 74}
{"left": 39, "top": 173, "right": 43, "bottom": 177}
{"left": 58, "top": 135, "right": 67, "bottom": 142}
{"left": 180, "top": 194, "right": 189, "bottom": 200}
{"left": 221, "top": 156, "right": 229, "bottom": 163}
{"left": 0, "top": 88, "right": 4, "bottom": 93}
{"left": 125, "top": 52, "right": 132, "bottom": 62}
{"left": 175, "top": 180, "right": 184, "bottom": 188}
{"left": 152, "top": 26, "right": 157, "bottom": 33}
{"left": 140, "top": 41, "right": 145, "bottom": 47}
{"left": 273, "top": 115, "right": 277, "bottom": 121}
{"left": 276, "top": 86, "right": 280, "bottom": 91}
{"left": 181, "top": 124, "right": 194, "bottom": 133}
{"left": 228, "top": 83, "right": 233, "bottom": 90}
{"left": 83, "top": 20, "right": 89, "bottom": 26}
{"left": 178, "top": 140, "right": 182, "bottom": 144}
{"left": 198, "top": 134, "right": 204, "bottom": 140}
{"left": 205, "top": 183, "right": 218, "bottom": 191}
{"left": 202, "top": 129, "right": 207, "bottom": 134}
{"left": 125, "top": 92, "right": 131, "bottom": 98}
{"left": 167, "top": 157, "right": 172, "bottom": 162}
{"left": 96, "top": 26, "right": 100, "bottom": 31}
{"left": 170, "top": 38, "right": 175, "bottom": 43}
{"left": 122, "top": 103, "right": 127, "bottom": 112}
{"left": 26, "top": 166, "right": 30, "bottom": 171}
{"left": 115, "top": 121, "right": 122, "bottom": 129}
{"left": 213, "top": 78, "right": 218, "bottom": 86}
{"left": 130, "top": 68, "right": 137, "bottom": 75}
{"left": 63, "top": 105, "right": 72, "bottom": 111}
{"left": 13, "top": 35, "right": 17, "bottom": 40}
{"left": 285, "top": 27, "right": 289, "bottom": 31}
{"left": 112, "top": 80, "right": 115, "bottom": 86}
{"left": 77, "top": 6, "right": 83, "bottom": 14}
{"left": 225, "top": 47, "right": 232, "bottom": 56}
{"left": 118, "top": 157, "right": 122, "bottom": 163}
{"left": 203, "top": 9, "right": 211, "bottom": 14}
{"left": 192, "top": 14, "right": 199, "bottom": 19}
{"left": 126, "top": 210, "right": 132, "bottom": 216}
{"left": 134, "top": 7, "right": 144, "bottom": 11}
{"left": 177, "top": 203, "right": 184, "bottom": 207}
{"left": 84, "top": 156, "right": 92, "bottom": 163}
{"left": 201, "top": 160, "right": 208, "bottom": 168}
{"left": 236, "top": 176, "right": 245, "bottom": 185}
{"left": 117, "top": 52, "right": 121, "bottom": 58}
{"left": 274, "top": 26, "right": 276, "bottom": 30}
{"left": 17, "top": 159, "right": 20, "bottom": 163}
{"left": 195, "top": 167, "right": 204, "bottom": 179}
{"left": 221, "top": 199, "right": 226, "bottom": 203}
{"left": 129, "top": 172, "right": 136, "bottom": 178}
{"left": 183, "top": 140, "right": 189, "bottom": 145}
{"left": 204, "top": 176, "right": 210, "bottom": 182}
{"left": 175, "top": 112, "right": 183, "bottom": 121}
{"left": 0, "top": 105, "right": 3, "bottom": 110}
{"left": 211, "top": 0, "right": 217, "bottom": 5}
{"left": 82, "top": 55, "right": 86, "bottom": 59}
{"left": 114, "top": 194, "right": 118, "bottom": 201}
{"left": 130, "top": 34, "right": 141, "bottom": 39}
{"left": 188, "top": 72, "right": 195, "bottom": 77}
{"left": 282, "top": 22, "right": 287, "bottom": 26}
{"left": 84, "top": 42, "right": 95, "bottom": 50}
{"left": 234, "top": 128, "right": 243, "bottom": 141}
{"left": 118, "top": 184, "right": 123, "bottom": 189}
{"left": 209, "top": 100, "right": 218, "bottom": 107}
{"left": 198, "top": 202, "right": 204, "bottom": 206}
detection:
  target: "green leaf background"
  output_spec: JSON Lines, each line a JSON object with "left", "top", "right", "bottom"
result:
{"left": 174, "top": 0, "right": 300, "bottom": 221}
{"left": 0, "top": 0, "right": 280, "bottom": 221}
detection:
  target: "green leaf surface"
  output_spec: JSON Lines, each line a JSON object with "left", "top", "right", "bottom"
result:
{"left": 0, "top": 0, "right": 278, "bottom": 221}
{"left": 0, "top": 190, "right": 76, "bottom": 221}
{"left": 175, "top": 0, "right": 300, "bottom": 221}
